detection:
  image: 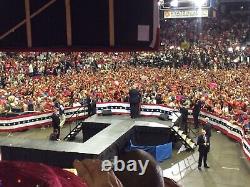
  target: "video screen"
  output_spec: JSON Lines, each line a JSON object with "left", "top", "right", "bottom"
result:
{"left": 162, "top": 0, "right": 210, "bottom": 9}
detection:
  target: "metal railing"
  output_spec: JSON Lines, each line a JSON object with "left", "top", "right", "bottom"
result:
{"left": 66, "top": 104, "right": 87, "bottom": 132}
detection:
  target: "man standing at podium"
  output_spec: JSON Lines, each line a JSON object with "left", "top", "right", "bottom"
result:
{"left": 129, "top": 85, "right": 141, "bottom": 119}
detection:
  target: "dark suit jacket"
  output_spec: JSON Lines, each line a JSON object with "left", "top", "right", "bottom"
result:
{"left": 86, "top": 96, "right": 91, "bottom": 105}
{"left": 129, "top": 88, "right": 141, "bottom": 104}
{"left": 203, "top": 122, "right": 212, "bottom": 138}
{"left": 197, "top": 134, "right": 210, "bottom": 153}
{"left": 193, "top": 101, "right": 202, "bottom": 115}
{"left": 51, "top": 113, "right": 60, "bottom": 129}
{"left": 180, "top": 107, "right": 188, "bottom": 123}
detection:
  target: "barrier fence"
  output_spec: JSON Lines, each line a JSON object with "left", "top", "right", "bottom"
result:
{"left": 0, "top": 102, "right": 249, "bottom": 161}
{"left": 96, "top": 102, "right": 250, "bottom": 161}
{"left": 0, "top": 106, "right": 87, "bottom": 132}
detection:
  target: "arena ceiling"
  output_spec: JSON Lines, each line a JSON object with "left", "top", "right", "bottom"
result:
{"left": 0, "top": 0, "right": 159, "bottom": 51}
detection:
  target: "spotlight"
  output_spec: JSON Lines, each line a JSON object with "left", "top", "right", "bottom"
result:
{"left": 170, "top": 0, "right": 178, "bottom": 7}
{"left": 194, "top": 0, "right": 207, "bottom": 7}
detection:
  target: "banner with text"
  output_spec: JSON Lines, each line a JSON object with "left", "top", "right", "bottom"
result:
{"left": 164, "top": 8, "right": 209, "bottom": 18}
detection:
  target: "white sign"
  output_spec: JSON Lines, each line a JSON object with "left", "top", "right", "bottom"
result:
{"left": 164, "top": 8, "right": 209, "bottom": 18}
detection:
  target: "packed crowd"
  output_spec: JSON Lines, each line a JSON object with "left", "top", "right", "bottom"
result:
{"left": 160, "top": 17, "right": 249, "bottom": 69}
{"left": 0, "top": 17, "right": 249, "bottom": 129}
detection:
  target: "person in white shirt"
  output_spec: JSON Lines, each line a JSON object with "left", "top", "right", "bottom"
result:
{"left": 28, "top": 63, "right": 33, "bottom": 77}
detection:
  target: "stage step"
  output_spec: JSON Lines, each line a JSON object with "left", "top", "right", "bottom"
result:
{"left": 189, "top": 142, "right": 196, "bottom": 149}
{"left": 173, "top": 126, "right": 179, "bottom": 131}
{"left": 186, "top": 139, "right": 191, "bottom": 144}
{"left": 177, "top": 130, "right": 184, "bottom": 135}
{"left": 170, "top": 125, "right": 196, "bottom": 151}
{"left": 181, "top": 134, "right": 187, "bottom": 140}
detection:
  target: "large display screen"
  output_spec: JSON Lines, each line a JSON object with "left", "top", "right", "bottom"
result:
{"left": 161, "top": 0, "right": 211, "bottom": 9}
{"left": 160, "top": 0, "right": 216, "bottom": 18}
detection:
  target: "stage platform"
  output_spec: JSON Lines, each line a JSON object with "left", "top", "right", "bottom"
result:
{"left": 0, "top": 115, "right": 174, "bottom": 168}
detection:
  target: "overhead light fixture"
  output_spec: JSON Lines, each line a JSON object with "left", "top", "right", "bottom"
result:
{"left": 170, "top": 0, "right": 178, "bottom": 7}
{"left": 194, "top": 0, "right": 207, "bottom": 7}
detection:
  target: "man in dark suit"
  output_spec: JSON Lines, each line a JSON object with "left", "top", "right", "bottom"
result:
{"left": 129, "top": 85, "right": 141, "bottom": 119}
{"left": 203, "top": 117, "right": 212, "bottom": 140}
{"left": 179, "top": 104, "right": 189, "bottom": 134}
{"left": 197, "top": 129, "right": 210, "bottom": 170}
{"left": 51, "top": 108, "right": 61, "bottom": 141}
{"left": 193, "top": 99, "right": 202, "bottom": 129}
{"left": 86, "top": 95, "right": 92, "bottom": 116}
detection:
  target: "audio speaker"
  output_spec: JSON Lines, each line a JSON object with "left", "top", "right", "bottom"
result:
{"left": 102, "top": 109, "right": 112, "bottom": 116}
{"left": 158, "top": 113, "right": 170, "bottom": 121}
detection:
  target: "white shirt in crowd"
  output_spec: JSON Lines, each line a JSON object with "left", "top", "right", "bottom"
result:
{"left": 29, "top": 64, "right": 33, "bottom": 73}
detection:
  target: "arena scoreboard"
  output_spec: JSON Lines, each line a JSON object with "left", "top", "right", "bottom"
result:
{"left": 160, "top": 0, "right": 217, "bottom": 18}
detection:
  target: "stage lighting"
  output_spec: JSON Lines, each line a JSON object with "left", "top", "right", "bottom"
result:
{"left": 194, "top": 0, "right": 207, "bottom": 7}
{"left": 170, "top": 0, "right": 178, "bottom": 7}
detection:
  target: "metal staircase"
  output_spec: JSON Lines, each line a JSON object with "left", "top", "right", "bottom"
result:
{"left": 63, "top": 104, "right": 88, "bottom": 141}
{"left": 171, "top": 126, "right": 196, "bottom": 150}
{"left": 63, "top": 122, "right": 84, "bottom": 141}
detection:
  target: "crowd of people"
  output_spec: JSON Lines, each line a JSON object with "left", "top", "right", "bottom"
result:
{"left": 0, "top": 16, "right": 249, "bottom": 130}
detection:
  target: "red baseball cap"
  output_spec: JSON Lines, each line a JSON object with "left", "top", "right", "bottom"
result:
{"left": 0, "top": 161, "right": 88, "bottom": 187}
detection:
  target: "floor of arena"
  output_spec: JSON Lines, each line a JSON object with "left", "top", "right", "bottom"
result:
{"left": 0, "top": 115, "right": 249, "bottom": 187}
